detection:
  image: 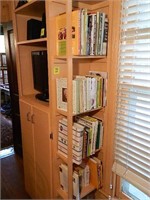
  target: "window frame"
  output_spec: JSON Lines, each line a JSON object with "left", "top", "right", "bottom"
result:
{"left": 111, "top": 0, "right": 150, "bottom": 199}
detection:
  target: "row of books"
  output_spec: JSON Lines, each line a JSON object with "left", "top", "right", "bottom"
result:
{"left": 56, "top": 71, "right": 107, "bottom": 114}
{"left": 58, "top": 118, "right": 84, "bottom": 165}
{"left": 58, "top": 116, "right": 104, "bottom": 165}
{"left": 59, "top": 163, "right": 90, "bottom": 199}
{"left": 59, "top": 157, "right": 102, "bottom": 199}
{"left": 56, "top": 9, "right": 108, "bottom": 56}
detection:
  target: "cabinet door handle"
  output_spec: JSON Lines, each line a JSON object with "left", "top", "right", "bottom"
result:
{"left": 27, "top": 112, "right": 31, "bottom": 121}
{"left": 31, "top": 114, "right": 35, "bottom": 124}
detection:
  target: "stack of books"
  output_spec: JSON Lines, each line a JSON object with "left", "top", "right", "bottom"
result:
{"left": 58, "top": 118, "right": 84, "bottom": 165}
{"left": 58, "top": 116, "right": 104, "bottom": 162}
{"left": 56, "top": 9, "right": 108, "bottom": 56}
{"left": 59, "top": 157, "right": 103, "bottom": 198}
{"left": 56, "top": 71, "right": 107, "bottom": 114}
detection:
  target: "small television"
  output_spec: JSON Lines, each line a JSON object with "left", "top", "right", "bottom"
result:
{"left": 31, "top": 50, "right": 49, "bottom": 102}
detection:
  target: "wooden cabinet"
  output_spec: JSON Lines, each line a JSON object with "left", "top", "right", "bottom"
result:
{"left": 13, "top": 1, "right": 53, "bottom": 198}
{"left": 20, "top": 99, "right": 52, "bottom": 199}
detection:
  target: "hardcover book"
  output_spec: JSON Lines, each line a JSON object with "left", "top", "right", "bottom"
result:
{"left": 56, "top": 10, "right": 81, "bottom": 56}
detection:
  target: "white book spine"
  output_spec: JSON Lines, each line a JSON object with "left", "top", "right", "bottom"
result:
{"left": 73, "top": 172, "right": 80, "bottom": 200}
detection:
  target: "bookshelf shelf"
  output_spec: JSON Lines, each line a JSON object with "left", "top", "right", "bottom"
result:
{"left": 57, "top": 188, "right": 68, "bottom": 199}
{"left": 57, "top": 151, "right": 68, "bottom": 163}
{"left": 81, "top": 184, "right": 96, "bottom": 199}
{"left": 57, "top": 107, "right": 103, "bottom": 117}
{"left": 72, "top": 55, "right": 106, "bottom": 59}
{"left": 58, "top": 183, "right": 96, "bottom": 199}
{"left": 15, "top": 0, "right": 45, "bottom": 17}
{"left": 17, "top": 38, "right": 47, "bottom": 46}
{"left": 55, "top": 55, "right": 106, "bottom": 60}
{"left": 52, "top": 0, "right": 67, "bottom": 5}
{"left": 57, "top": 109, "right": 68, "bottom": 117}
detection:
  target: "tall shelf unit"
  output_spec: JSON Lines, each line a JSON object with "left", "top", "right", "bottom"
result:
{"left": 48, "top": 0, "right": 114, "bottom": 199}
{"left": 13, "top": 0, "right": 115, "bottom": 199}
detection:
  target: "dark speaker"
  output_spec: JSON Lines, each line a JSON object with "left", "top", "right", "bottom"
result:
{"left": 27, "top": 19, "right": 42, "bottom": 40}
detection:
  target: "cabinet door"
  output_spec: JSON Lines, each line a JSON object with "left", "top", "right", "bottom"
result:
{"left": 19, "top": 100, "right": 36, "bottom": 198}
{"left": 33, "top": 107, "right": 51, "bottom": 199}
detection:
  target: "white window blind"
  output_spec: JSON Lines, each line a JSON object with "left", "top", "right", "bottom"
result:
{"left": 112, "top": 0, "right": 150, "bottom": 196}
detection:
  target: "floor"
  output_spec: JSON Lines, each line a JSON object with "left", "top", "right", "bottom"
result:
{"left": 1, "top": 149, "right": 30, "bottom": 199}
{"left": 0, "top": 112, "right": 13, "bottom": 149}
{"left": 0, "top": 149, "right": 107, "bottom": 200}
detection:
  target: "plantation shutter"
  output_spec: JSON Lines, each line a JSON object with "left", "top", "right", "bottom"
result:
{"left": 112, "top": 0, "right": 150, "bottom": 196}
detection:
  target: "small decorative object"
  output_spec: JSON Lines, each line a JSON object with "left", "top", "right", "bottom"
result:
{"left": 40, "top": 13, "right": 46, "bottom": 38}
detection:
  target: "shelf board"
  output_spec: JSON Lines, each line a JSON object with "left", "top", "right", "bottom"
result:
{"left": 15, "top": 0, "right": 45, "bottom": 17}
{"left": 73, "top": 0, "right": 105, "bottom": 4}
{"left": 57, "top": 184, "right": 95, "bottom": 199}
{"left": 57, "top": 151, "right": 68, "bottom": 163}
{"left": 81, "top": 184, "right": 96, "bottom": 199}
{"left": 57, "top": 107, "right": 103, "bottom": 117}
{"left": 17, "top": 38, "right": 47, "bottom": 46}
{"left": 73, "top": 55, "right": 106, "bottom": 59}
{"left": 57, "top": 188, "right": 68, "bottom": 199}
{"left": 21, "top": 95, "right": 49, "bottom": 112}
{"left": 51, "top": 0, "right": 67, "bottom": 5}
{"left": 57, "top": 109, "right": 67, "bottom": 116}
{"left": 55, "top": 55, "right": 106, "bottom": 60}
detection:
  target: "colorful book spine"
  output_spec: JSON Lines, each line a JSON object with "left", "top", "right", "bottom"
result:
{"left": 102, "top": 17, "right": 109, "bottom": 55}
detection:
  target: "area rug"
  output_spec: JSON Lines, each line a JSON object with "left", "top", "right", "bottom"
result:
{"left": 1, "top": 113, "right": 13, "bottom": 149}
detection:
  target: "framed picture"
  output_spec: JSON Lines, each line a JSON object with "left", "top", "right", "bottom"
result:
{"left": 56, "top": 78, "right": 67, "bottom": 111}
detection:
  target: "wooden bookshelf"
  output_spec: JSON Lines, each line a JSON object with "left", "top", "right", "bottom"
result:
{"left": 13, "top": 0, "right": 118, "bottom": 199}
{"left": 49, "top": 0, "right": 112, "bottom": 199}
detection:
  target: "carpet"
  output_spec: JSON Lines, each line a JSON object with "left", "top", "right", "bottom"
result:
{"left": 1, "top": 113, "right": 13, "bottom": 149}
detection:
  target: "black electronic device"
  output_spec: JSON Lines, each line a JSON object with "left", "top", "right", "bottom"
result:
{"left": 27, "top": 19, "right": 42, "bottom": 40}
{"left": 31, "top": 50, "right": 49, "bottom": 102}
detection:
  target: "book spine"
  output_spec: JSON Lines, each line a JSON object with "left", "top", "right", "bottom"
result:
{"left": 95, "top": 12, "right": 100, "bottom": 55}
{"left": 80, "top": 9, "right": 85, "bottom": 55}
{"left": 56, "top": 14, "right": 67, "bottom": 56}
{"left": 72, "top": 10, "right": 81, "bottom": 55}
{"left": 93, "top": 14, "right": 97, "bottom": 55}
{"left": 82, "top": 128, "right": 88, "bottom": 159}
{"left": 73, "top": 172, "right": 80, "bottom": 199}
{"left": 102, "top": 17, "right": 108, "bottom": 55}
{"left": 73, "top": 79, "right": 77, "bottom": 114}
{"left": 83, "top": 9, "right": 88, "bottom": 55}
{"left": 87, "top": 14, "right": 92, "bottom": 55}
{"left": 100, "top": 13, "right": 105, "bottom": 55}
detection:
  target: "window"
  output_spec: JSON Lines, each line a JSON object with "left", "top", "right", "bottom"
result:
{"left": 112, "top": 0, "right": 150, "bottom": 198}
{"left": 121, "top": 179, "right": 150, "bottom": 200}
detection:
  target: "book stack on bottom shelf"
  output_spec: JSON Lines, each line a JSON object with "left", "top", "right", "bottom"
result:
{"left": 59, "top": 156, "right": 103, "bottom": 199}
{"left": 58, "top": 116, "right": 103, "bottom": 199}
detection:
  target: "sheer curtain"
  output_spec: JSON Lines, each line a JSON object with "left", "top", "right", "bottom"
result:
{"left": 112, "top": 0, "right": 150, "bottom": 196}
